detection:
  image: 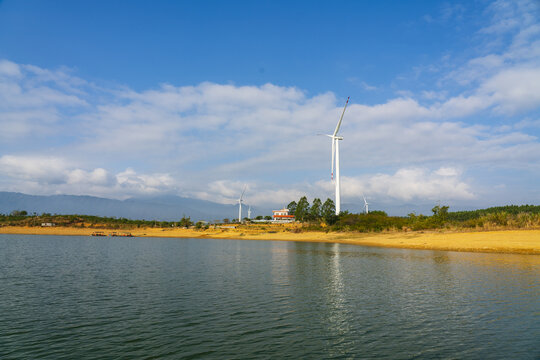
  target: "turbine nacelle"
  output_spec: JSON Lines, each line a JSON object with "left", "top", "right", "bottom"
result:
{"left": 325, "top": 134, "right": 343, "bottom": 140}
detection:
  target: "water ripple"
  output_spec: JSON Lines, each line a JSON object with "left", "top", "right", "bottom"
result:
{"left": 0, "top": 235, "right": 539, "bottom": 359}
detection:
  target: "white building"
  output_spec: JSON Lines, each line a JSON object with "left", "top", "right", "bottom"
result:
{"left": 272, "top": 208, "right": 295, "bottom": 223}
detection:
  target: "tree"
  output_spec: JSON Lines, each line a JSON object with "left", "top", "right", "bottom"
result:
{"left": 432, "top": 205, "right": 449, "bottom": 220}
{"left": 287, "top": 201, "right": 297, "bottom": 215}
{"left": 321, "top": 198, "right": 336, "bottom": 224}
{"left": 193, "top": 221, "right": 209, "bottom": 229}
{"left": 309, "top": 198, "right": 322, "bottom": 221}
{"left": 431, "top": 205, "right": 449, "bottom": 227}
{"left": 295, "top": 196, "right": 310, "bottom": 222}
{"left": 264, "top": 215, "right": 272, "bottom": 220}
{"left": 178, "top": 216, "right": 193, "bottom": 228}
{"left": 223, "top": 218, "right": 230, "bottom": 223}
{"left": 255, "top": 215, "right": 263, "bottom": 220}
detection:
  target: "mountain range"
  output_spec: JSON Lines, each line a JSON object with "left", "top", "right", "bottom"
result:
{"left": 0, "top": 191, "right": 480, "bottom": 221}
{"left": 0, "top": 192, "right": 273, "bottom": 222}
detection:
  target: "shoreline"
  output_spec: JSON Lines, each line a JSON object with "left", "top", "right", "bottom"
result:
{"left": 1, "top": 226, "right": 539, "bottom": 255}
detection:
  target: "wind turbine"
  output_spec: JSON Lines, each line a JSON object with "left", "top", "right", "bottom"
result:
{"left": 247, "top": 205, "right": 251, "bottom": 219}
{"left": 326, "top": 97, "right": 349, "bottom": 215}
{"left": 238, "top": 185, "right": 246, "bottom": 222}
{"left": 363, "top": 195, "right": 369, "bottom": 214}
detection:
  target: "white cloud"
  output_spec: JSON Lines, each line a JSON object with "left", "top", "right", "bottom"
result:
{"left": 0, "top": 109, "right": 60, "bottom": 140}
{"left": 67, "top": 168, "right": 110, "bottom": 186}
{"left": 515, "top": 118, "right": 540, "bottom": 129}
{"left": 0, "top": 61, "right": 88, "bottom": 142}
{"left": 0, "top": 73, "right": 86, "bottom": 109}
{"left": 0, "top": 155, "right": 178, "bottom": 199}
{"left": 116, "top": 168, "right": 176, "bottom": 195}
{"left": 316, "top": 167, "right": 475, "bottom": 202}
{"left": 421, "top": 3, "right": 465, "bottom": 25}
{"left": 190, "top": 180, "right": 304, "bottom": 206}
{"left": 361, "top": 81, "right": 377, "bottom": 91}
{"left": 351, "top": 98, "right": 431, "bottom": 123}
{"left": 1, "top": 66, "right": 540, "bottom": 204}
{"left": 0, "top": 155, "right": 70, "bottom": 184}
{"left": 176, "top": 168, "right": 474, "bottom": 208}
{"left": 421, "top": 90, "right": 447, "bottom": 100}
{"left": 440, "top": 3, "right": 465, "bottom": 22}
{"left": 437, "top": 0, "right": 540, "bottom": 100}
{"left": 435, "top": 167, "right": 459, "bottom": 177}
{"left": 433, "top": 94, "right": 493, "bottom": 118}
{"left": 479, "top": 67, "right": 540, "bottom": 114}
{"left": 0, "top": 60, "right": 22, "bottom": 77}
{"left": 480, "top": 0, "right": 537, "bottom": 35}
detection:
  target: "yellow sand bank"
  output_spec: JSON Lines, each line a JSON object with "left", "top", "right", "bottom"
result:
{"left": 1, "top": 225, "right": 539, "bottom": 255}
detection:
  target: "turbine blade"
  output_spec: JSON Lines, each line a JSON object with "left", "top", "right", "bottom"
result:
{"left": 240, "top": 185, "right": 246, "bottom": 200}
{"left": 333, "top": 96, "right": 349, "bottom": 137}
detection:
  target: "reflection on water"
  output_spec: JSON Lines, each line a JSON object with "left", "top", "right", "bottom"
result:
{"left": 0, "top": 235, "right": 538, "bottom": 359}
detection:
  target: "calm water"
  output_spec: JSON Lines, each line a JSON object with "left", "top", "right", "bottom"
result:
{"left": 0, "top": 235, "right": 538, "bottom": 359}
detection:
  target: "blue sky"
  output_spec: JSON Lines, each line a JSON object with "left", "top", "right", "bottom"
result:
{"left": 1, "top": 0, "right": 539, "bottom": 212}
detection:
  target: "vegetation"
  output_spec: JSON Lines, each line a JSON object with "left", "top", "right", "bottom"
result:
{"left": 285, "top": 197, "right": 540, "bottom": 233}
{"left": 178, "top": 216, "right": 194, "bottom": 228}
{"left": 0, "top": 212, "right": 195, "bottom": 229}
{"left": 2, "top": 204, "right": 540, "bottom": 234}
{"left": 287, "top": 197, "right": 337, "bottom": 224}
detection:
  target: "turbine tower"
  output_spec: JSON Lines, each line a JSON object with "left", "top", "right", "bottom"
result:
{"left": 327, "top": 97, "right": 349, "bottom": 215}
{"left": 247, "top": 205, "right": 251, "bottom": 219}
{"left": 238, "top": 186, "right": 246, "bottom": 222}
{"left": 363, "top": 195, "right": 369, "bottom": 214}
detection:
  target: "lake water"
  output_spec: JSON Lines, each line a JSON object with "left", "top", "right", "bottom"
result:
{"left": 0, "top": 234, "right": 538, "bottom": 359}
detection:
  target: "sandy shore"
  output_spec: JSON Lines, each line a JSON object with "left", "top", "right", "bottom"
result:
{"left": 1, "top": 225, "right": 539, "bottom": 255}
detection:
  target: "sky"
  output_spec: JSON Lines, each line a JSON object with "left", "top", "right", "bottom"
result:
{"left": 0, "top": 0, "right": 540, "bottom": 213}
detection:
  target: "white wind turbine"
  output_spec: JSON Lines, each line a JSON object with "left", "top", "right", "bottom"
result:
{"left": 326, "top": 97, "right": 350, "bottom": 215}
{"left": 247, "top": 205, "right": 252, "bottom": 219}
{"left": 238, "top": 185, "right": 246, "bottom": 222}
{"left": 363, "top": 195, "right": 369, "bottom": 214}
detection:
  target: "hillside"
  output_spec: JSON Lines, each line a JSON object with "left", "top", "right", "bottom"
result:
{"left": 0, "top": 192, "right": 271, "bottom": 222}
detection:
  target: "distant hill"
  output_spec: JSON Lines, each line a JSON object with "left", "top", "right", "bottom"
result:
{"left": 0, "top": 192, "right": 492, "bottom": 220}
{"left": 0, "top": 192, "right": 272, "bottom": 222}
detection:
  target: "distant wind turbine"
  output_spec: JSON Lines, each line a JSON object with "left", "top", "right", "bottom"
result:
{"left": 363, "top": 195, "right": 369, "bottom": 214}
{"left": 238, "top": 185, "right": 246, "bottom": 222}
{"left": 326, "top": 97, "right": 349, "bottom": 215}
{"left": 247, "top": 205, "right": 251, "bottom": 219}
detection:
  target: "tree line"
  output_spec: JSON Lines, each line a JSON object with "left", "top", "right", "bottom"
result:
{"left": 286, "top": 196, "right": 337, "bottom": 223}
{"left": 284, "top": 198, "right": 540, "bottom": 232}
{"left": 0, "top": 212, "right": 201, "bottom": 229}
{"left": 2, "top": 203, "right": 540, "bottom": 232}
